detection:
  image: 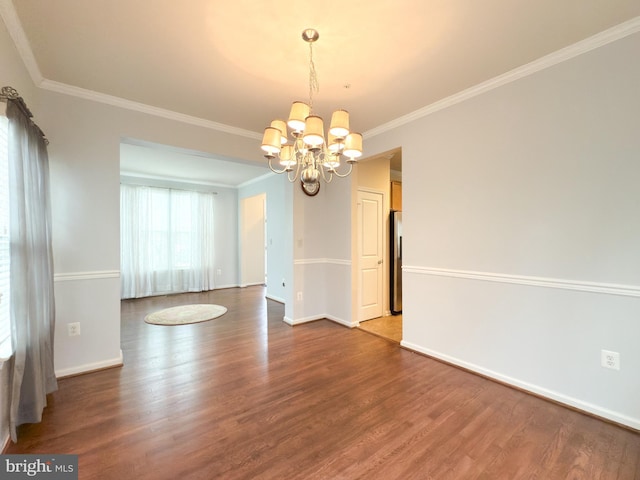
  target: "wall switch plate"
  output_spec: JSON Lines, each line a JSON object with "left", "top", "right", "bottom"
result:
{"left": 601, "top": 350, "right": 620, "bottom": 370}
{"left": 68, "top": 322, "right": 81, "bottom": 336}
{"left": 297, "top": 292, "right": 303, "bottom": 301}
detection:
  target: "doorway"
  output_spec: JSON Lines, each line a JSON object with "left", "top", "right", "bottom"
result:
{"left": 353, "top": 148, "right": 402, "bottom": 343}
{"left": 356, "top": 189, "right": 384, "bottom": 322}
{"left": 240, "top": 193, "right": 266, "bottom": 287}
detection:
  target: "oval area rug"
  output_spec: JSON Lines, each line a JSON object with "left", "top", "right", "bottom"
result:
{"left": 144, "top": 304, "right": 227, "bottom": 326}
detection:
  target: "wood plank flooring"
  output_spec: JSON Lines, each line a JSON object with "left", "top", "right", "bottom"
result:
{"left": 6, "top": 286, "right": 640, "bottom": 479}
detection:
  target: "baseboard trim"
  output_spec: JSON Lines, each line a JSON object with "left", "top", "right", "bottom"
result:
{"left": 325, "top": 315, "right": 357, "bottom": 328}
{"left": 265, "top": 294, "right": 285, "bottom": 304}
{"left": 55, "top": 350, "right": 123, "bottom": 379}
{"left": 401, "top": 340, "right": 640, "bottom": 431}
{"left": 283, "top": 316, "right": 305, "bottom": 326}
{"left": 283, "top": 315, "right": 322, "bottom": 326}
{"left": 283, "top": 314, "right": 356, "bottom": 328}
{"left": 213, "top": 284, "right": 240, "bottom": 290}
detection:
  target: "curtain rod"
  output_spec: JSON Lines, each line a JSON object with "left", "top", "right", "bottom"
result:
{"left": 0, "top": 86, "right": 49, "bottom": 145}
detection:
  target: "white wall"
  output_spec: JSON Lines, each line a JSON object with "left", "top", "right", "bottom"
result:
{"left": 212, "top": 187, "right": 240, "bottom": 289}
{"left": 238, "top": 173, "right": 292, "bottom": 304}
{"left": 290, "top": 176, "right": 353, "bottom": 326}
{"left": 240, "top": 193, "right": 265, "bottom": 286}
{"left": 321, "top": 178, "right": 353, "bottom": 324}
{"left": 365, "top": 31, "right": 640, "bottom": 428}
{"left": 236, "top": 169, "right": 354, "bottom": 327}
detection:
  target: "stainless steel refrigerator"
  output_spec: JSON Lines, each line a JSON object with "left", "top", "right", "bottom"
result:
{"left": 390, "top": 210, "right": 402, "bottom": 314}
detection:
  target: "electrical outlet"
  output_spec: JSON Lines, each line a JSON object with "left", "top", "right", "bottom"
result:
{"left": 216, "top": 269, "right": 222, "bottom": 276}
{"left": 297, "top": 292, "right": 303, "bottom": 301}
{"left": 601, "top": 350, "right": 620, "bottom": 370}
{"left": 67, "top": 322, "right": 81, "bottom": 337}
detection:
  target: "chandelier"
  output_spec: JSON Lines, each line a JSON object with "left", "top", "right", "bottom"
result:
{"left": 261, "top": 28, "right": 363, "bottom": 196}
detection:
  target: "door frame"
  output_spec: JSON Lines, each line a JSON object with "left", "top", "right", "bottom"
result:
{"left": 355, "top": 187, "right": 386, "bottom": 323}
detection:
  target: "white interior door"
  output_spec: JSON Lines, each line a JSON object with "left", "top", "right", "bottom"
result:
{"left": 357, "top": 190, "right": 384, "bottom": 322}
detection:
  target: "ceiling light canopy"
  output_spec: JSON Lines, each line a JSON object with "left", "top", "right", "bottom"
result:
{"left": 261, "top": 28, "right": 362, "bottom": 196}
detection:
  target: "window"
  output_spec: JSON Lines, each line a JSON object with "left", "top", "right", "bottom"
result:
{"left": 0, "top": 114, "right": 10, "bottom": 357}
{"left": 120, "top": 184, "right": 216, "bottom": 299}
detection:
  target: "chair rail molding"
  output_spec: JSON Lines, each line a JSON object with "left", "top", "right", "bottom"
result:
{"left": 403, "top": 266, "right": 640, "bottom": 298}
{"left": 54, "top": 270, "right": 121, "bottom": 282}
{"left": 294, "top": 258, "right": 351, "bottom": 266}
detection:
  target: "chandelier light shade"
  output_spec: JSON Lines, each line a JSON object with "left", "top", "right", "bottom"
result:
{"left": 280, "top": 144, "right": 295, "bottom": 168}
{"left": 270, "top": 120, "right": 288, "bottom": 144}
{"left": 329, "top": 110, "right": 350, "bottom": 138}
{"left": 261, "top": 127, "right": 282, "bottom": 155}
{"left": 288, "top": 102, "right": 310, "bottom": 133}
{"left": 303, "top": 115, "right": 325, "bottom": 147}
{"left": 343, "top": 133, "right": 364, "bottom": 159}
{"left": 327, "top": 133, "right": 343, "bottom": 153}
{"left": 261, "top": 28, "right": 362, "bottom": 195}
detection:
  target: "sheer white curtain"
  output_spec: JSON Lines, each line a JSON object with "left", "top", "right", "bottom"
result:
{"left": 120, "top": 184, "right": 216, "bottom": 299}
{"left": 6, "top": 99, "right": 57, "bottom": 441}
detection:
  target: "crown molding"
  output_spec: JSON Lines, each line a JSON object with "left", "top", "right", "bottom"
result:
{"left": 39, "top": 79, "right": 262, "bottom": 140}
{"left": 120, "top": 169, "right": 274, "bottom": 190}
{"left": 119, "top": 171, "right": 228, "bottom": 190}
{"left": 364, "top": 15, "right": 640, "bottom": 139}
{"left": 237, "top": 172, "right": 276, "bottom": 189}
{"left": 0, "top": 0, "right": 43, "bottom": 84}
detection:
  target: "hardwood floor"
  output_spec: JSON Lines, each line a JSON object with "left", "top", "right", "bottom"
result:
{"left": 7, "top": 286, "right": 640, "bottom": 479}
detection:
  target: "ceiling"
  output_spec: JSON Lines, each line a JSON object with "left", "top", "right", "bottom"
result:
{"left": 5, "top": 1, "right": 640, "bottom": 185}
{"left": 120, "top": 140, "right": 273, "bottom": 188}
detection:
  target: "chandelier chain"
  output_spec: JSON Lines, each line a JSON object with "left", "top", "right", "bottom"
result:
{"left": 308, "top": 42, "right": 319, "bottom": 111}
